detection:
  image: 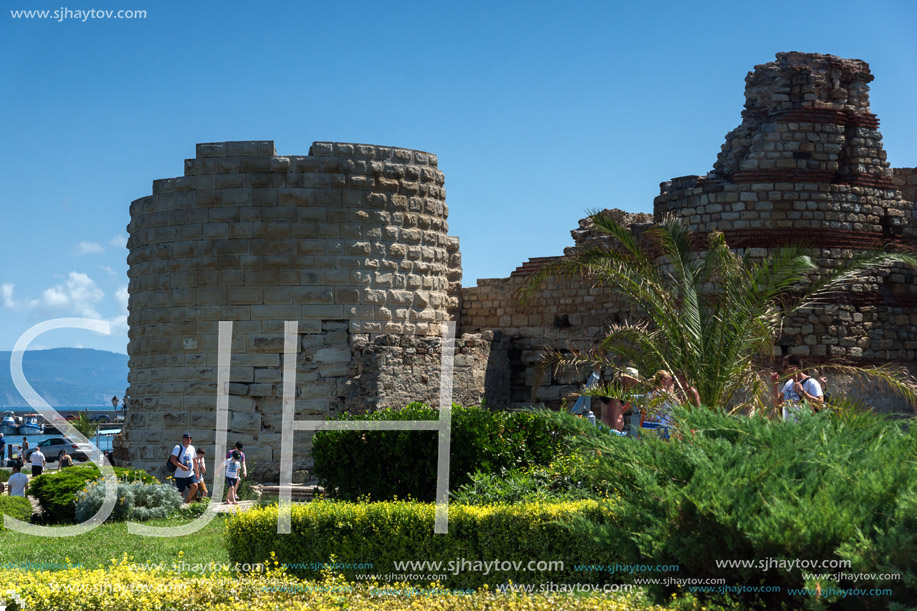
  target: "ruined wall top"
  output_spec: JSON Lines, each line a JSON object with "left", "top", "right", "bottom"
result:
{"left": 709, "top": 52, "right": 888, "bottom": 184}
{"left": 742, "top": 52, "right": 873, "bottom": 118}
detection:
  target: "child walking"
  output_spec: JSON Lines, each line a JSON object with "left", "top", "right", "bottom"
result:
{"left": 224, "top": 450, "right": 241, "bottom": 505}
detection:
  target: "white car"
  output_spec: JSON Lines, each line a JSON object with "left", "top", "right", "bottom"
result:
{"left": 24, "top": 438, "right": 94, "bottom": 462}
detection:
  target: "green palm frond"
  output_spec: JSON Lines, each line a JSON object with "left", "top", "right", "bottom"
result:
{"left": 523, "top": 211, "right": 917, "bottom": 412}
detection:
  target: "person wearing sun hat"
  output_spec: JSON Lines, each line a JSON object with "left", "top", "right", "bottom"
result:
{"left": 170, "top": 432, "right": 199, "bottom": 503}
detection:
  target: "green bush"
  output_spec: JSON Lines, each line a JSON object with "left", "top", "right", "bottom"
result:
{"left": 312, "top": 404, "right": 572, "bottom": 501}
{"left": 25, "top": 465, "right": 156, "bottom": 523}
{"left": 74, "top": 479, "right": 182, "bottom": 523}
{"left": 0, "top": 563, "right": 661, "bottom": 611}
{"left": 176, "top": 497, "right": 212, "bottom": 519}
{"left": 556, "top": 407, "right": 917, "bottom": 610}
{"left": 27, "top": 465, "right": 101, "bottom": 523}
{"left": 452, "top": 451, "right": 614, "bottom": 505}
{"left": 224, "top": 500, "right": 619, "bottom": 589}
{"left": 0, "top": 495, "right": 32, "bottom": 529}
{"left": 0, "top": 469, "right": 9, "bottom": 484}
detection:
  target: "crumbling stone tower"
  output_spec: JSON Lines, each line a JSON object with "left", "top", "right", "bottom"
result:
{"left": 121, "top": 141, "right": 466, "bottom": 477}
{"left": 655, "top": 52, "right": 917, "bottom": 368}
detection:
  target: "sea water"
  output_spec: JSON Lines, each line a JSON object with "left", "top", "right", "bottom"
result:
{"left": 3, "top": 406, "right": 119, "bottom": 453}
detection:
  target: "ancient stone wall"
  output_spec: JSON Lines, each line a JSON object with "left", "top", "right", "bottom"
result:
{"left": 460, "top": 211, "right": 650, "bottom": 408}
{"left": 458, "top": 53, "right": 917, "bottom": 412}
{"left": 122, "top": 141, "right": 464, "bottom": 477}
{"left": 121, "top": 53, "right": 917, "bottom": 475}
{"left": 654, "top": 52, "right": 917, "bottom": 363}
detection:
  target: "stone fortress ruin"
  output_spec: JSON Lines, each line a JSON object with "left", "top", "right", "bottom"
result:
{"left": 118, "top": 52, "right": 917, "bottom": 478}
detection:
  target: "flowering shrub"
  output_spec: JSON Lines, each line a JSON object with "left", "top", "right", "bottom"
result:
{"left": 74, "top": 480, "right": 182, "bottom": 523}
{"left": 0, "top": 557, "right": 666, "bottom": 610}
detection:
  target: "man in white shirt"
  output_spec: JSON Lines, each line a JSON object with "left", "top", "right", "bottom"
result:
{"left": 170, "top": 433, "right": 199, "bottom": 503}
{"left": 772, "top": 355, "right": 823, "bottom": 421}
{"left": 30, "top": 447, "right": 46, "bottom": 476}
{"left": 8, "top": 463, "right": 29, "bottom": 497}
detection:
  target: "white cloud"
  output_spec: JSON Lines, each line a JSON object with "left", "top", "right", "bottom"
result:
{"left": 40, "top": 272, "right": 105, "bottom": 317}
{"left": 2, "top": 283, "right": 17, "bottom": 308}
{"left": 110, "top": 235, "right": 128, "bottom": 249}
{"left": 97, "top": 265, "right": 123, "bottom": 278}
{"left": 1, "top": 283, "right": 39, "bottom": 310}
{"left": 107, "top": 285, "right": 130, "bottom": 335}
{"left": 75, "top": 241, "right": 104, "bottom": 255}
{"left": 115, "top": 285, "right": 129, "bottom": 310}
{"left": 2, "top": 275, "right": 130, "bottom": 337}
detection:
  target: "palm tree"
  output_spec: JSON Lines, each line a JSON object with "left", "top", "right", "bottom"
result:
{"left": 523, "top": 211, "right": 917, "bottom": 413}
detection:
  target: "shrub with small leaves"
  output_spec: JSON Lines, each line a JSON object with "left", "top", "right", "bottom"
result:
{"left": 75, "top": 480, "right": 182, "bottom": 523}
{"left": 0, "top": 495, "right": 32, "bottom": 529}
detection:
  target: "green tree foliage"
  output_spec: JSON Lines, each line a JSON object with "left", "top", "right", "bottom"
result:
{"left": 311, "top": 403, "right": 573, "bottom": 501}
{"left": 72, "top": 409, "right": 98, "bottom": 439}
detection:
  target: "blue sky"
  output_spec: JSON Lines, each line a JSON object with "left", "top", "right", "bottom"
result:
{"left": 1, "top": 0, "right": 915, "bottom": 354}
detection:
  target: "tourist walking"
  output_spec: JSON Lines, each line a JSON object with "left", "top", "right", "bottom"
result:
{"left": 170, "top": 433, "right": 199, "bottom": 503}
{"left": 30, "top": 446, "right": 46, "bottom": 476}
{"left": 226, "top": 442, "right": 247, "bottom": 498}
{"left": 224, "top": 450, "right": 241, "bottom": 505}
{"left": 20, "top": 437, "right": 29, "bottom": 460}
{"left": 771, "top": 355, "right": 823, "bottom": 421}
{"left": 195, "top": 448, "right": 208, "bottom": 500}
{"left": 7, "top": 463, "right": 28, "bottom": 497}
{"left": 58, "top": 449, "right": 73, "bottom": 470}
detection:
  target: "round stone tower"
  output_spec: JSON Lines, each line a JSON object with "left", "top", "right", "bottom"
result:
{"left": 121, "top": 141, "right": 462, "bottom": 477}
{"left": 653, "top": 53, "right": 917, "bottom": 381}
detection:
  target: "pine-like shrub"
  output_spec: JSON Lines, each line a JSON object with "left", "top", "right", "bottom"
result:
{"left": 554, "top": 407, "right": 917, "bottom": 610}
{"left": 452, "top": 451, "right": 613, "bottom": 505}
{"left": 27, "top": 465, "right": 101, "bottom": 523}
{"left": 0, "top": 495, "right": 32, "bottom": 529}
{"left": 74, "top": 480, "right": 182, "bottom": 523}
{"left": 311, "top": 403, "right": 572, "bottom": 501}
{"left": 224, "top": 499, "right": 619, "bottom": 589}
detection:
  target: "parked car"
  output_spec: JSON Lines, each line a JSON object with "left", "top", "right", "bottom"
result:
{"left": 24, "top": 438, "right": 93, "bottom": 462}
{"left": 90, "top": 414, "right": 111, "bottom": 423}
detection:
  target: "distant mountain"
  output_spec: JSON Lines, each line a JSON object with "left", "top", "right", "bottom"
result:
{"left": 0, "top": 348, "right": 128, "bottom": 407}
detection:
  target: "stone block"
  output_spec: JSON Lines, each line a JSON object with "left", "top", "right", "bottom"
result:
{"left": 313, "top": 347, "right": 351, "bottom": 363}
{"left": 231, "top": 411, "right": 262, "bottom": 433}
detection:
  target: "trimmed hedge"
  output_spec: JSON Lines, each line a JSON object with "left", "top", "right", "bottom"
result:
{"left": 312, "top": 404, "right": 571, "bottom": 501}
{"left": 224, "top": 500, "right": 620, "bottom": 589}
{"left": 0, "top": 495, "right": 32, "bottom": 529}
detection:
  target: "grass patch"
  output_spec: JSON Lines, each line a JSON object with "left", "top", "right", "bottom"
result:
{"left": 0, "top": 514, "right": 231, "bottom": 572}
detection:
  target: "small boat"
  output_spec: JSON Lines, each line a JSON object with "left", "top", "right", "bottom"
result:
{"left": 1, "top": 411, "right": 18, "bottom": 435}
{"left": 18, "top": 413, "right": 44, "bottom": 435}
